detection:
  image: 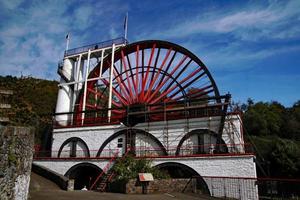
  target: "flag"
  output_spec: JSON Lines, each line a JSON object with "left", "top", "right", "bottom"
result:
{"left": 66, "top": 33, "right": 69, "bottom": 39}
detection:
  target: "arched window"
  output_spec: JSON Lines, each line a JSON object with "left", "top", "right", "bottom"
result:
{"left": 58, "top": 137, "right": 90, "bottom": 158}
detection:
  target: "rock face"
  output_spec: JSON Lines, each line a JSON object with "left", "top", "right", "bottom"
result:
{"left": 0, "top": 126, "right": 34, "bottom": 200}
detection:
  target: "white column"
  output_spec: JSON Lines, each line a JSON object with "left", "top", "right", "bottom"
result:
{"left": 99, "top": 49, "right": 105, "bottom": 78}
{"left": 108, "top": 44, "right": 115, "bottom": 122}
{"left": 81, "top": 49, "right": 91, "bottom": 124}
{"left": 72, "top": 55, "right": 82, "bottom": 112}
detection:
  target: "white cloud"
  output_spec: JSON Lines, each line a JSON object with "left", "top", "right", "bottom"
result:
{"left": 131, "top": 0, "right": 300, "bottom": 72}
{"left": 143, "top": 0, "right": 300, "bottom": 41}
{"left": 0, "top": 0, "right": 127, "bottom": 79}
{"left": 109, "top": 27, "right": 118, "bottom": 38}
{"left": 0, "top": 0, "right": 23, "bottom": 10}
{"left": 73, "top": 5, "right": 94, "bottom": 30}
{"left": 0, "top": 0, "right": 299, "bottom": 79}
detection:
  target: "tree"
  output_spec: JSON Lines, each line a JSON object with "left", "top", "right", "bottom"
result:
{"left": 282, "top": 101, "right": 300, "bottom": 140}
{"left": 269, "top": 138, "right": 300, "bottom": 177}
{"left": 111, "top": 154, "right": 169, "bottom": 182}
{"left": 243, "top": 101, "right": 285, "bottom": 136}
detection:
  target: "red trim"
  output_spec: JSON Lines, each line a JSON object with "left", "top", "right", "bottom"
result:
{"left": 34, "top": 153, "right": 255, "bottom": 161}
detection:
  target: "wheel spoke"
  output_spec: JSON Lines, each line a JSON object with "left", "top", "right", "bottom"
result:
{"left": 87, "top": 87, "right": 122, "bottom": 108}
{"left": 167, "top": 70, "right": 206, "bottom": 100}
{"left": 113, "top": 65, "right": 131, "bottom": 102}
{"left": 102, "top": 78, "right": 129, "bottom": 106}
{"left": 157, "top": 51, "right": 177, "bottom": 87}
{"left": 121, "top": 50, "right": 134, "bottom": 100}
{"left": 144, "top": 48, "right": 172, "bottom": 102}
{"left": 139, "top": 49, "right": 145, "bottom": 101}
{"left": 173, "top": 85, "right": 213, "bottom": 101}
{"left": 141, "top": 43, "right": 156, "bottom": 101}
{"left": 147, "top": 48, "right": 160, "bottom": 92}
{"left": 135, "top": 45, "right": 139, "bottom": 98}
{"left": 147, "top": 55, "right": 190, "bottom": 103}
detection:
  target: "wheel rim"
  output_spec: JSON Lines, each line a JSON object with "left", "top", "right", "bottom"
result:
{"left": 77, "top": 40, "right": 220, "bottom": 120}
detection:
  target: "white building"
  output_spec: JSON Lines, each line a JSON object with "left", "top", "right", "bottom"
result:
{"left": 34, "top": 38, "right": 258, "bottom": 199}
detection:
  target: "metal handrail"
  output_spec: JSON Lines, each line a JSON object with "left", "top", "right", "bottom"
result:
{"left": 64, "top": 37, "right": 128, "bottom": 57}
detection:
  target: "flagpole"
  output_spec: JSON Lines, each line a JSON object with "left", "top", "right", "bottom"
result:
{"left": 124, "top": 12, "right": 128, "bottom": 42}
{"left": 66, "top": 33, "right": 70, "bottom": 51}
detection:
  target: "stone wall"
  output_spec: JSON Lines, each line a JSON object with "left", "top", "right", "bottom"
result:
{"left": 0, "top": 126, "right": 34, "bottom": 200}
{"left": 109, "top": 178, "right": 194, "bottom": 194}
{"left": 31, "top": 164, "right": 70, "bottom": 190}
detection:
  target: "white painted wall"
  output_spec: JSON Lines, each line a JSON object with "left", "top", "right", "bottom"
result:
{"left": 222, "top": 114, "right": 245, "bottom": 153}
{"left": 52, "top": 116, "right": 224, "bottom": 158}
{"left": 34, "top": 154, "right": 257, "bottom": 199}
{"left": 34, "top": 155, "right": 256, "bottom": 179}
{"left": 48, "top": 114, "right": 255, "bottom": 199}
{"left": 52, "top": 124, "right": 127, "bottom": 157}
{"left": 33, "top": 160, "right": 110, "bottom": 176}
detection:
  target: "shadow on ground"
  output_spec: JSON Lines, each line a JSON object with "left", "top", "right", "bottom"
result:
{"left": 29, "top": 172, "right": 216, "bottom": 200}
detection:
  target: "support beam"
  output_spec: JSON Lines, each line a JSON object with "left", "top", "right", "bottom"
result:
{"left": 81, "top": 49, "right": 91, "bottom": 125}
{"left": 99, "top": 49, "right": 105, "bottom": 78}
{"left": 108, "top": 44, "right": 115, "bottom": 122}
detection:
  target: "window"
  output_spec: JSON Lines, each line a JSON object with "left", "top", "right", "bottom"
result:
{"left": 117, "top": 138, "right": 123, "bottom": 148}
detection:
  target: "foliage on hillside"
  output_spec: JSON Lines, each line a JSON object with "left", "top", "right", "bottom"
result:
{"left": 0, "top": 75, "right": 58, "bottom": 144}
{"left": 237, "top": 99, "right": 300, "bottom": 178}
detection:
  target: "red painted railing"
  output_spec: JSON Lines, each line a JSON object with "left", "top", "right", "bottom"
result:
{"left": 89, "top": 149, "right": 119, "bottom": 190}
{"left": 33, "top": 143, "right": 253, "bottom": 160}
{"left": 53, "top": 97, "right": 228, "bottom": 129}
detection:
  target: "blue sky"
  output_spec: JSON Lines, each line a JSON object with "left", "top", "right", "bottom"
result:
{"left": 0, "top": 0, "right": 299, "bottom": 106}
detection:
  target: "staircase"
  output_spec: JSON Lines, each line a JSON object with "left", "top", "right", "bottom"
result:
{"left": 89, "top": 149, "right": 119, "bottom": 191}
{"left": 90, "top": 149, "right": 130, "bottom": 192}
{"left": 96, "top": 170, "right": 115, "bottom": 192}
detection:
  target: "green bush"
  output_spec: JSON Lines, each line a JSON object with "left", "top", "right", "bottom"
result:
{"left": 111, "top": 154, "right": 169, "bottom": 182}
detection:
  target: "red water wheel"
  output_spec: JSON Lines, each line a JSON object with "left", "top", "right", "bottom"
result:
{"left": 77, "top": 40, "right": 220, "bottom": 125}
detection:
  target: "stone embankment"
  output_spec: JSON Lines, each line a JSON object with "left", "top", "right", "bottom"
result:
{"left": 0, "top": 126, "right": 34, "bottom": 200}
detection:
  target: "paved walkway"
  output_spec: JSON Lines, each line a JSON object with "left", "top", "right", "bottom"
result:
{"left": 29, "top": 172, "right": 215, "bottom": 200}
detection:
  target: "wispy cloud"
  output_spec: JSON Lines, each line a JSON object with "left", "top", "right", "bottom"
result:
{"left": 144, "top": 0, "right": 300, "bottom": 41}
{"left": 131, "top": 0, "right": 300, "bottom": 71}
{"left": 0, "top": 0, "right": 128, "bottom": 79}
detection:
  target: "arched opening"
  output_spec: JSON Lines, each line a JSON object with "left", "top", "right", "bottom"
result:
{"left": 58, "top": 137, "right": 90, "bottom": 158}
{"left": 175, "top": 129, "right": 228, "bottom": 156}
{"left": 96, "top": 128, "right": 167, "bottom": 157}
{"left": 155, "top": 162, "right": 210, "bottom": 195}
{"left": 65, "top": 163, "right": 102, "bottom": 190}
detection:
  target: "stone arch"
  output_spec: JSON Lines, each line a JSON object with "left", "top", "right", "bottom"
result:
{"left": 64, "top": 162, "right": 102, "bottom": 190}
{"left": 58, "top": 137, "right": 90, "bottom": 158}
{"left": 175, "top": 129, "right": 228, "bottom": 155}
{"left": 96, "top": 128, "right": 167, "bottom": 157}
{"left": 154, "top": 162, "right": 210, "bottom": 195}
